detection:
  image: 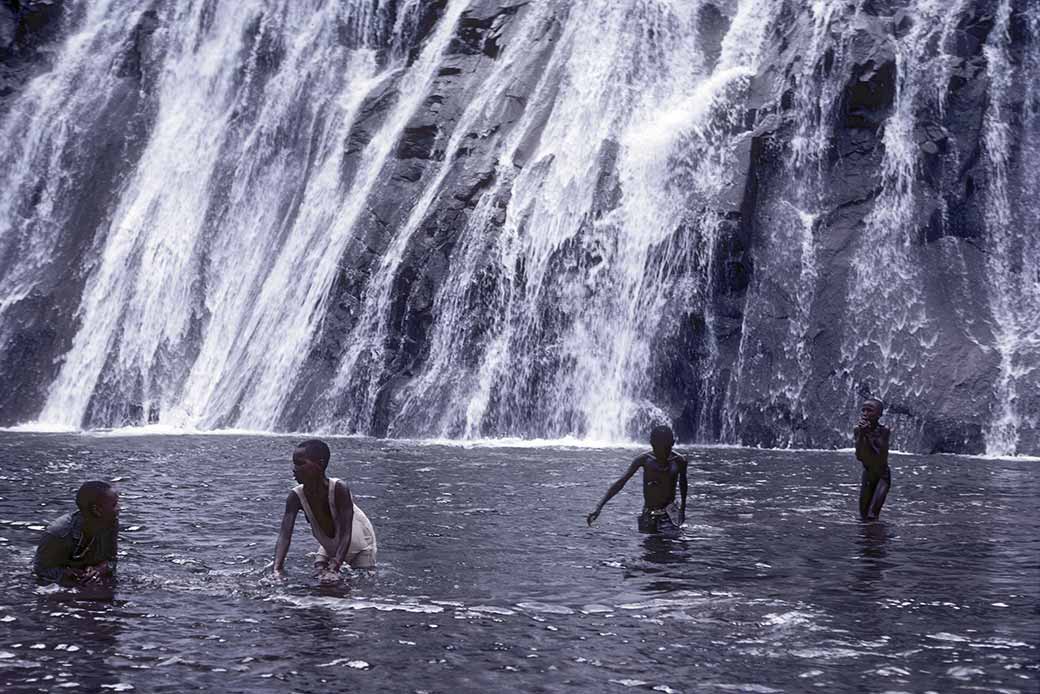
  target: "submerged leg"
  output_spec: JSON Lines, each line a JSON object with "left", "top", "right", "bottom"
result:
{"left": 656, "top": 515, "right": 681, "bottom": 538}
{"left": 638, "top": 513, "right": 657, "bottom": 533}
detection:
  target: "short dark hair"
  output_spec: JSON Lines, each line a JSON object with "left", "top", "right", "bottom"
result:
{"left": 296, "top": 439, "right": 331, "bottom": 468}
{"left": 650, "top": 424, "right": 675, "bottom": 448}
{"left": 864, "top": 397, "right": 885, "bottom": 415}
{"left": 76, "top": 481, "right": 114, "bottom": 512}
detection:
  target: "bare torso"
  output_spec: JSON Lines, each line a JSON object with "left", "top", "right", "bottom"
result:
{"left": 639, "top": 452, "right": 685, "bottom": 509}
{"left": 302, "top": 483, "right": 336, "bottom": 538}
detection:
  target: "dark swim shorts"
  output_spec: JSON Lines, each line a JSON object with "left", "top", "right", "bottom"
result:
{"left": 638, "top": 505, "right": 681, "bottom": 535}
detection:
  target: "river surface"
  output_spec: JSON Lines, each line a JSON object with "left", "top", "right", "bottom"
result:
{"left": 0, "top": 433, "right": 1036, "bottom": 693}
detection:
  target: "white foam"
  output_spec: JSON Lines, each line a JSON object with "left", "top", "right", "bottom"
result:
{"left": 926, "top": 632, "right": 969, "bottom": 643}
{"left": 4, "top": 424, "right": 1039, "bottom": 461}
{"left": 274, "top": 594, "right": 444, "bottom": 614}
{"left": 467, "top": 605, "right": 516, "bottom": 616}
{"left": 789, "top": 647, "right": 864, "bottom": 659}
{"left": 516, "top": 601, "right": 574, "bottom": 615}
{"left": 947, "top": 666, "right": 984, "bottom": 680}
{"left": 413, "top": 436, "right": 642, "bottom": 450}
{"left": 761, "top": 611, "right": 816, "bottom": 627}
{"left": 317, "top": 658, "right": 369, "bottom": 669}
{"left": 1, "top": 422, "right": 80, "bottom": 434}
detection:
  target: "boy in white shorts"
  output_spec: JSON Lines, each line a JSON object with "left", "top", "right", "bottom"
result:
{"left": 273, "top": 439, "right": 377, "bottom": 576}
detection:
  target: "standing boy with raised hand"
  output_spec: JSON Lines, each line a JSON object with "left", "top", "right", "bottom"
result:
{"left": 273, "top": 439, "right": 377, "bottom": 578}
{"left": 34, "top": 481, "right": 120, "bottom": 584}
{"left": 855, "top": 397, "right": 892, "bottom": 521}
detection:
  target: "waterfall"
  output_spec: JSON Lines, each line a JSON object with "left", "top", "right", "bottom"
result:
{"left": 0, "top": 0, "right": 1037, "bottom": 454}
{"left": 721, "top": 0, "right": 855, "bottom": 446}
{"left": 0, "top": 0, "right": 141, "bottom": 380}
{"left": 374, "top": 0, "right": 781, "bottom": 441}
{"left": 981, "top": 0, "right": 1040, "bottom": 456}
{"left": 39, "top": 2, "right": 261, "bottom": 427}
{"left": 320, "top": 0, "right": 560, "bottom": 434}
{"left": 841, "top": 0, "right": 959, "bottom": 413}
{"left": 27, "top": 0, "right": 467, "bottom": 430}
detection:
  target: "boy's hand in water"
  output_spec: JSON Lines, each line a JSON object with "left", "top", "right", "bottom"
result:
{"left": 64, "top": 567, "right": 87, "bottom": 582}
{"left": 586, "top": 510, "right": 599, "bottom": 526}
{"left": 318, "top": 569, "right": 341, "bottom": 584}
{"left": 81, "top": 565, "right": 106, "bottom": 583}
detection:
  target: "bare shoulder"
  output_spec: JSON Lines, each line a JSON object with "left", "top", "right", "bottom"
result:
{"left": 333, "top": 479, "right": 353, "bottom": 503}
{"left": 283, "top": 490, "right": 301, "bottom": 512}
{"left": 676, "top": 453, "right": 690, "bottom": 468}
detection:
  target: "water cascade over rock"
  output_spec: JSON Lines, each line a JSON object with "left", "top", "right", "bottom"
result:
{"left": 0, "top": 0, "right": 1037, "bottom": 454}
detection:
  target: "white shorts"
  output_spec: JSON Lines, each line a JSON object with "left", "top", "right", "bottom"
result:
{"left": 314, "top": 506, "right": 377, "bottom": 569}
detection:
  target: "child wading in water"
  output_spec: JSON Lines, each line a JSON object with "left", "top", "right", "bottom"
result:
{"left": 854, "top": 398, "right": 891, "bottom": 521}
{"left": 273, "top": 439, "right": 377, "bottom": 577}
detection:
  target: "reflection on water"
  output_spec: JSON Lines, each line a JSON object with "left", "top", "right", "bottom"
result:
{"left": 851, "top": 521, "right": 892, "bottom": 594}
{"left": 0, "top": 433, "right": 1037, "bottom": 693}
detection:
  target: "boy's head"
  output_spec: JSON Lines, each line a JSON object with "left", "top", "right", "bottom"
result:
{"left": 861, "top": 398, "right": 884, "bottom": 423}
{"left": 650, "top": 424, "right": 675, "bottom": 457}
{"left": 76, "top": 481, "right": 120, "bottom": 528}
{"left": 293, "top": 439, "right": 331, "bottom": 485}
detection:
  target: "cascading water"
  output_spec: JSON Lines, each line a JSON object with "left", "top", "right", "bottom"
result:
{"left": 0, "top": 0, "right": 1037, "bottom": 454}
{"left": 721, "top": 0, "right": 857, "bottom": 446}
{"left": 0, "top": 0, "right": 149, "bottom": 387}
{"left": 379, "top": 0, "right": 781, "bottom": 442}
{"left": 320, "top": 0, "right": 562, "bottom": 434}
{"left": 980, "top": 0, "right": 1040, "bottom": 456}
{"left": 30, "top": 0, "right": 464, "bottom": 430}
{"left": 840, "top": 0, "right": 953, "bottom": 415}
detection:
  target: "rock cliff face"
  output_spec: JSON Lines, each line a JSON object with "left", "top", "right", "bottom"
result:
{"left": 0, "top": 0, "right": 1037, "bottom": 454}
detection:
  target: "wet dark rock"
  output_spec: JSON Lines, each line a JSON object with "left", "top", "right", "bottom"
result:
{"left": 452, "top": 168, "right": 495, "bottom": 208}
{"left": 843, "top": 58, "right": 897, "bottom": 129}
{"left": 950, "top": 0, "right": 1000, "bottom": 58}
{"left": 452, "top": 2, "right": 524, "bottom": 59}
{"left": 402, "top": 0, "right": 448, "bottom": 54}
{"left": 0, "top": 291, "right": 66, "bottom": 424}
{"left": 114, "top": 9, "right": 162, "bottom": 81}
{"left": 397, "top": 124, "right": 441, "bottom": 160}
{"left": 0, "top": 4, "right": 15, "bottom": 50}
{"left": 696, "top": 3, "right": 729, "bottom": 73}
{"left": 0, "top": 0, "right": 66, "bottom": 108}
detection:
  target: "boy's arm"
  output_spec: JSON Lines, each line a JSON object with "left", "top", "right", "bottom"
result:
{"left": 587, "top": 457, "right": 642, "bottom": 525}
{"left": 879, "top": 426, "right": 891, "bottom": 457}
{"left": 678, "top": 456, "right": 689, "bottom": 522}
{"left": 81, "top": 531, "right": 118, "bottom": 581}
{"left": 273, "top": 492, "right": 301, "bottom": 574}
{"left": 33, "top": 532, "right": 74, "bottom": 583}
{"left": 93, "top": 527, "right": 118, "bottom": 576}
{"left": 329, "top": 482, "right": 355, "bottom": 571}
{"left": 854, "top": 425, "right": 881, "bottom": 459}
